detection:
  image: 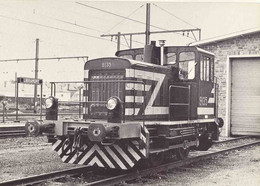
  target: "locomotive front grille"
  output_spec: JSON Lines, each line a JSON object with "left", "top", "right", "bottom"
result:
{"left": 88, "top": 70, "right": 124, "bottom": 118}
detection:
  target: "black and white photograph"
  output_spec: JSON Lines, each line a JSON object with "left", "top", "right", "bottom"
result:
{"left": 0, "top": 0, "right": 260, "bottom": 185}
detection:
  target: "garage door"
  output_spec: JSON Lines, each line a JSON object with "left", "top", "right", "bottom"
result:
{"left": 231, "top": 58, "right": 260, "bottom": 135}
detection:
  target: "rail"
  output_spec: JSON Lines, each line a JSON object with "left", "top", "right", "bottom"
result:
{"left": 0, "top": 125, "right": 25, "bottom": 138}
{"left": 0, "top": 166, "right": 91, "bottom": 185}
{"left": 85, "top": 139, "right": 260, "bottom": 185}
{"left": 1, "top": 137, "right": 259, "bottom": 185}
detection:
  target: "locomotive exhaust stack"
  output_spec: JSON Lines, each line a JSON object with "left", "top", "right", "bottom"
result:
{"left": 144, "top": 41, "right": 160, "bottom": 65}
{"left": 159, "top": 40, "right": 166, "bottom": 66}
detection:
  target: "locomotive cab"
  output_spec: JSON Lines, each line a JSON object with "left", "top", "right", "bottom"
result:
{"left": 116, "top": 43, "right": 217, "bottom": 122}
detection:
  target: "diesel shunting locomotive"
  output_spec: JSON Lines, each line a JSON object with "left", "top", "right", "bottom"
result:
{"left": 26, "top": 40, "right": 223, "bottom": 170}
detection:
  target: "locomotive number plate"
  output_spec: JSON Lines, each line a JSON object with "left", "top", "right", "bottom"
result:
{"left": 199, "top": 97, "right": 208, "bottom": 106}
{"left": 102, "top": 62, "right": 112, "bottom": 68}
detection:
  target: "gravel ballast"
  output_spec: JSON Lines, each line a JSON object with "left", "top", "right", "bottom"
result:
{"left": 0, "top": 137, "right": 260, "bottom": 185}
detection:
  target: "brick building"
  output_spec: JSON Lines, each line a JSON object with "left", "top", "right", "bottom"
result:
{"left": 191, "top": 28, "right": 260, "bottom": 136}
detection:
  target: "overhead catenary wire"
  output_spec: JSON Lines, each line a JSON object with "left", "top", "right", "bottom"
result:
{"left": 0, "top": 14, "right": 128, "bottom": 48}
{"left": 152, "top": 3, "right": 199, "bottom": 29}
{"left": 34, "top": 11, "right": 104, "bottom": 33}
{"left": 0, "top": 14, "right": 107, "bottom": 41}
{"left": 76, "top": 2, "right": 170, "bottom": 31}
{"left": 105, "top": 4, "right": 145, "bottom": 34}
{"left": 0, "top": 56, "right": 89, "bottom": 63}
{"left": 87, "top": 2, "right": 198, "bottom": 41}
{"left": 0, "top": 2, "right": 143, "bottom": 48}
{"left": 34, "top": 10, "right": 144, "bottom": 46}
{"left": 0, "top": 2, "right": 104, "bottom": 34}
{"left": 0, "top": 30, "right": 90, "bottom": 53}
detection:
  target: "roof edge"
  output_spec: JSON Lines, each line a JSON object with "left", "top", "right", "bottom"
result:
{"left": 190, "top": 27, "right": 260, "bottom": 46}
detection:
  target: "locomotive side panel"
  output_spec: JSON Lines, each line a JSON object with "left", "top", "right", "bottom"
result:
{"left": 125, "top": 66, "right": 172, "bottom": 121}
{"left": 198, "top": 81, "right": 215, "bottom": 119}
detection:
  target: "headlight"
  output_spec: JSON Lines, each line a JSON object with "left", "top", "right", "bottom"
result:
{"left": 45, "top": 97, "right": 54, "bottom": 109}
{"left": 107, "top": 97, "right": 118, "bottom": 110}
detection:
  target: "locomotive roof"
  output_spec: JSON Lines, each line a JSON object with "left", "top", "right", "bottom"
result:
{"left": 115, "top": 45, "right": 215, "bottom": 56}
{"left": 86, "top": 57, "right": 170, "bottom": 70}
{"left": 196, "top": 47, "right": 215, "bottom": 56}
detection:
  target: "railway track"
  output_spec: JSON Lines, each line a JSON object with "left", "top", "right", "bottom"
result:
{"left": 0, "top": 125, "right": 25, "bottom": 138}
{"left": 0, "top": 113, "right": 80, "bottom": 138}
{"left": 0, "top": 167, "right": 91, "bottom": 186}
{"left": 1, "top": 137, "right": 259, "bottom": 186}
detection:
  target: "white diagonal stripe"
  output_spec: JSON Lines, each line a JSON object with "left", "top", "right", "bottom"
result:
{"left": 88, "top": 156, "right": 104, "bottom": 167}
{"left": 95, "top": 145, "right": 115, "bottom": 169}
{"left": 57, "top": 147, "right": 63, "bottom": 156}
{"left": 52, "top": 140, "right": 62, "bottom": 151}
{"left": 128, "top": 146, "right": 141, "bottom": 161}
{"left": 69, "top": 152, "right": 81, "bottom": 164}
{"left": 114, "top": 145, "right": 134, "bottom": 167}
{"left": 78, "top": 144, "right": 96, "bottom": 164}
{"left": 62, "top": 154, "right": 69, "bottom": 162}
{"left": 140, "top": 148, "right": 146, "bottom": 156}
{"left": 105, "top": 146, "right": 127, "bottom": 170}
{"left": 57, "top": 143, "right": 68, "bottom": 156}
{"left": 126, "top": 69, "right": 168, "bottom": 115}
{"left": 69, "top": 145, "right": 88, "bottom": 164}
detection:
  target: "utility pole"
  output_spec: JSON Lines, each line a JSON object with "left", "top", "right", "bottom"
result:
{"left": 34, "top": 38, "right": 39, "bottom": 113}
{"left": 145, "top": 3, "right": 150, "bottom": 45}
{"left": 101, "top": 3, "right": 201, "bottom": 49}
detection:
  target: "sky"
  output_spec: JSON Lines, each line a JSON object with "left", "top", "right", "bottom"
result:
{"left": 0, "top": 0, "right": 260, "bottom": 96}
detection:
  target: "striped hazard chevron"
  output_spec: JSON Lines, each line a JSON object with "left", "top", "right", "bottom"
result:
{"left": 52, "top": 126, "right": 149, "bottom": 170}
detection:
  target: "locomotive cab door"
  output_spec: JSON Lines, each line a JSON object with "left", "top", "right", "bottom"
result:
{"left": 169, "top": 50, "right": 199, "bottom": 121}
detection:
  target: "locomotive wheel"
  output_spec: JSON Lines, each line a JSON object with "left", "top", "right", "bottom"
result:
{"left": 147, "top": 152, "right": 165, "bottom": 167}
{"left": 175, "top": 147, "right": 190, "bottom": 160}
{"left": 196, "top": 136, "right": 213, "bottom": 151}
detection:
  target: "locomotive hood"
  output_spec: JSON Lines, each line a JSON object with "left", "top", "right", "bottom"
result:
{"left": 84, "top": 57, "right": 170, "bottom": 71}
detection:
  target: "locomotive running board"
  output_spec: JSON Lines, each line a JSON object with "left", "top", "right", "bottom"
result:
{"left": 144, "top": 118, "right": 216, "bottom": 126}
{"left": 149, "top": 139, "right": 198, "bottom": 154}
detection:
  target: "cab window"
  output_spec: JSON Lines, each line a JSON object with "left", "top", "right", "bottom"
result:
{"left": 135, "top": 54, "right": 144, "bottom": 61}
{"left": 200, "top": 56, "right": 211, "bottom": 81}
{"left": 166, "top": 52, "right": 177, "bottom": 65}
{"left": 179, "top": 52, "right": 196, "bottom": 80}
{"left": 120, "top": 55, "right": 133, "bottom": 60}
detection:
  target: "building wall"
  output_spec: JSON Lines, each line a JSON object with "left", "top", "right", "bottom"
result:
{"left": 197, "top": 32, "right": 260, "bottom": 135}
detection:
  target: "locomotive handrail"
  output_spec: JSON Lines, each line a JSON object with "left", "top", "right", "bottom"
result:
{"left": 213, "top": 76, "right": 218, "bottom": 118}
{"left": 49, "top": 80, "right": 146, "bottom": 125}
